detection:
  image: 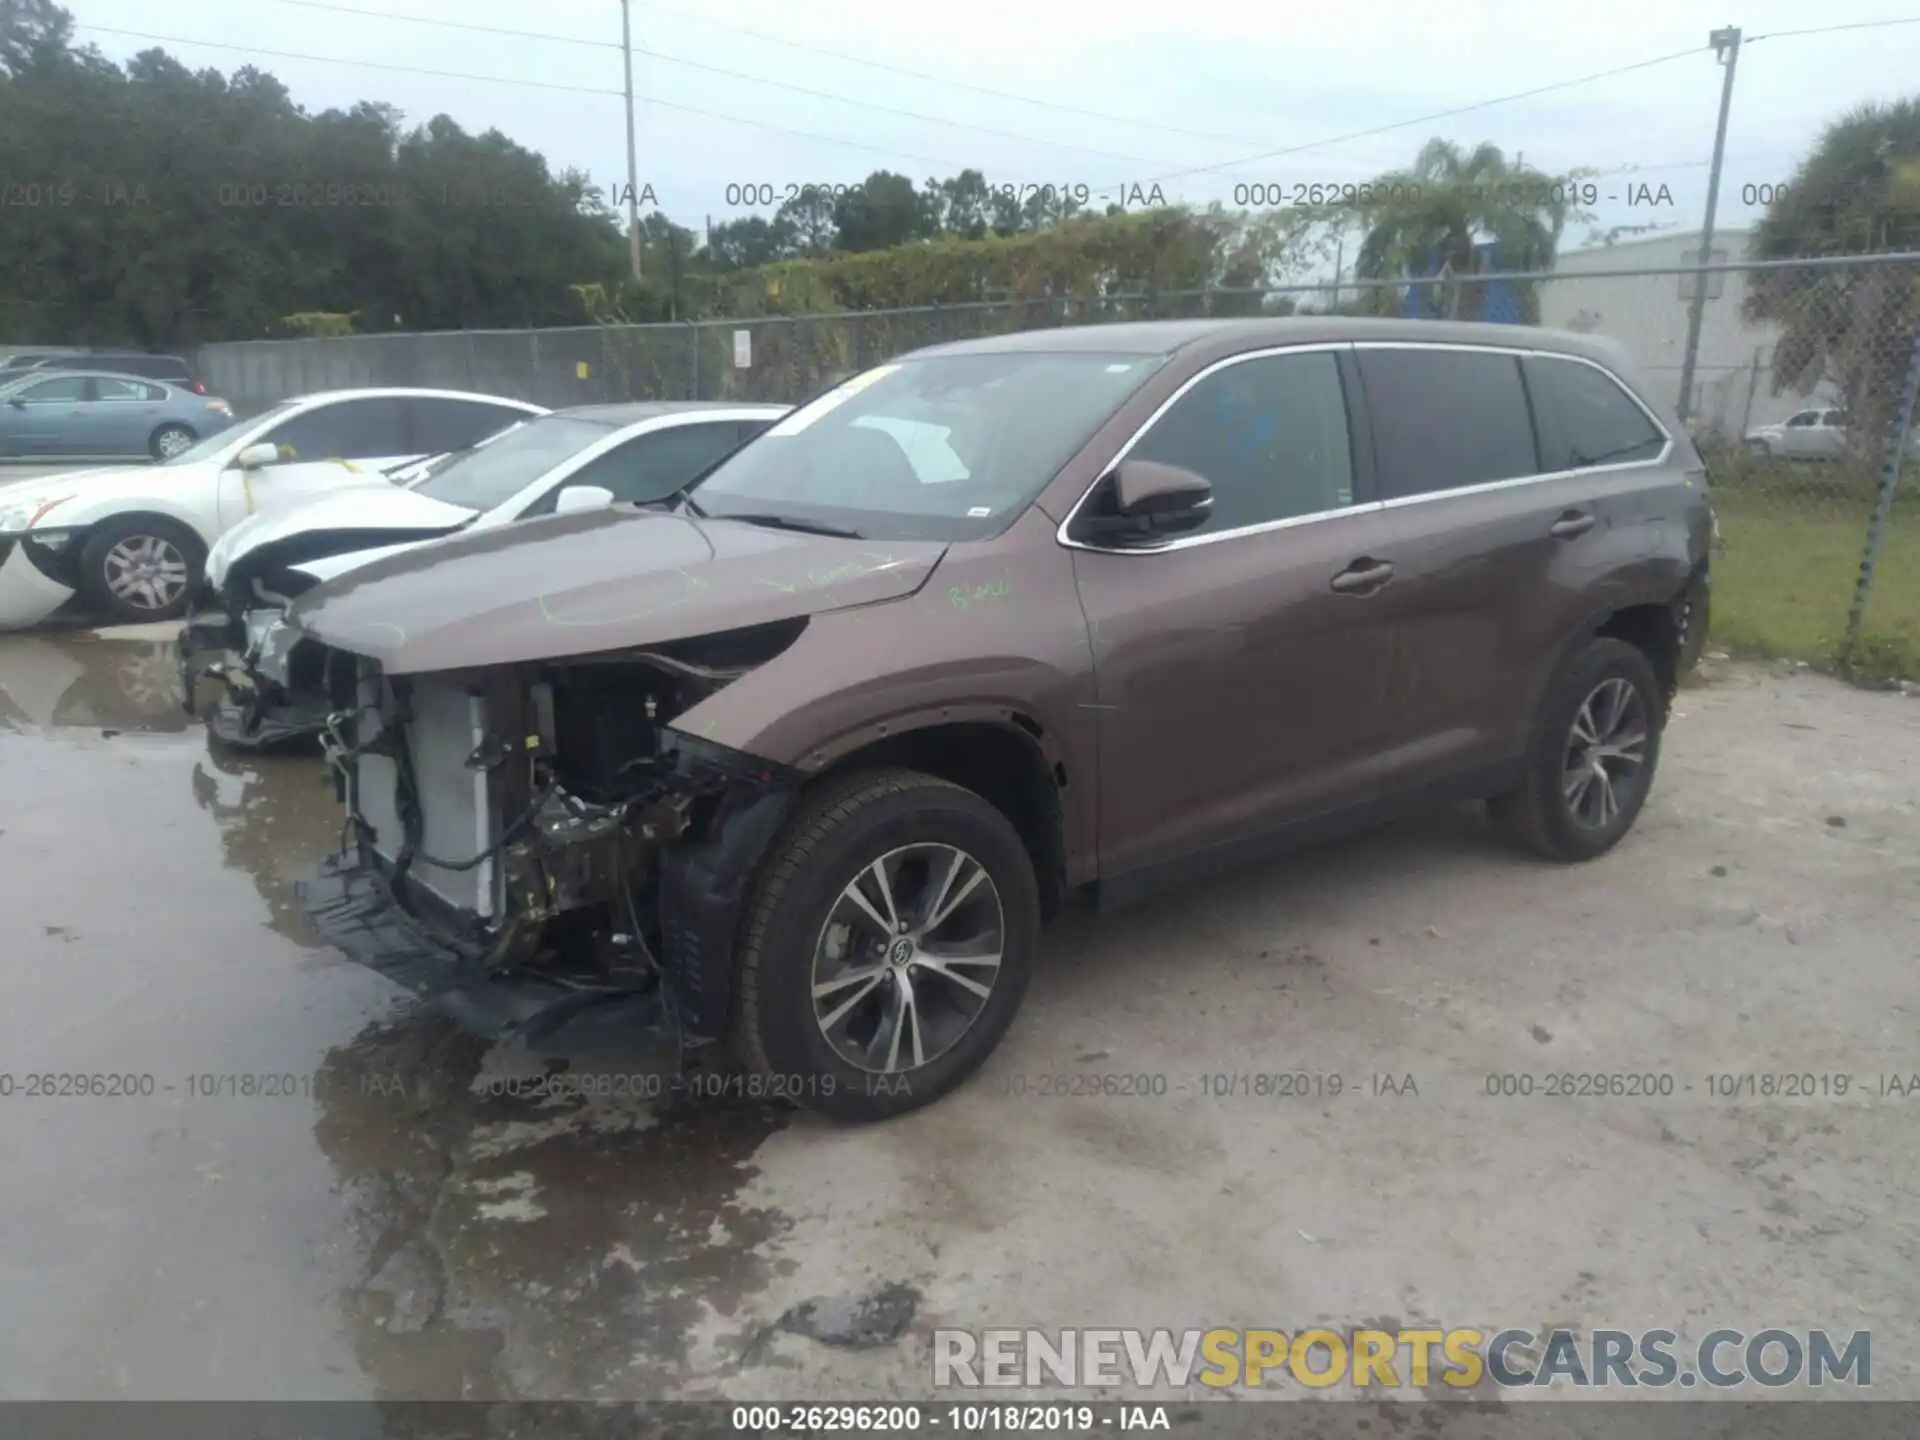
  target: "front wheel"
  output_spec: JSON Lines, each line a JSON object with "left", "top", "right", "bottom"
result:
{"left": 77, "top": 516, "right": 205, "bottom": 623}
{"left": 1489, "top": 637, "right": 1664, "bottom": 862}
{"left": 731, "top": 769, "right": 1040, "bottom": 1122}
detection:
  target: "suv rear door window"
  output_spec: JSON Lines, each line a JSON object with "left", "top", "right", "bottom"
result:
{"left": 1356, "top": 347, "right": 1539, "bottom": 500}
{"left": 1521, "top": 355, "right": 1666, "bottom": 471}
{"left": 1125, "top": 350, "right": 1355, "bottom": 535}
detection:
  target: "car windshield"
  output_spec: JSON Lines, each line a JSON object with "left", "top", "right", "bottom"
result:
{"left": 689, "top": 351, "right": 1166, "bottom": 541}
{"left": 159, "top": 400, "right": 301, "bottom": 466}
{"left": 408, "top": 414, "right": 621, "bottom": 512}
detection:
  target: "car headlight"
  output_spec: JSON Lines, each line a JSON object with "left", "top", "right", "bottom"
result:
{"left": 0, "top": 495, "right": 71, "bottom": 535}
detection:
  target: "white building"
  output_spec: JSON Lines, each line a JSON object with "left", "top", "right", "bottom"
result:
{"left": 1539, "top": 229, "right": 1834, "bottom": 440}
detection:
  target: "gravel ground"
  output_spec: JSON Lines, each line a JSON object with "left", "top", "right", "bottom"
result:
{"left": 0, "top": 630, "right": 1915, "bottom": 1416}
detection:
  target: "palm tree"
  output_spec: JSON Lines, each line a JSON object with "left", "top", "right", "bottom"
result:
{"left": 1348, "top": 139, "right": 1583, "bottom": 321}
{"left": 1743, "top": 98, "right": 1920, "bottom": 467}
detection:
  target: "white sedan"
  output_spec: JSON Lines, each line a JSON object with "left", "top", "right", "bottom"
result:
{"left": 182, "top": 401, "right": 787, "bottom": 746}
{"left": 0, "top": 387, "right": 545, "bottom": 628}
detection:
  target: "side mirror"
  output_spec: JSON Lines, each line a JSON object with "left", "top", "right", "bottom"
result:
{"left": 6, "top": 397, "right": 24, "bottom": 409}
{"left": 235, "top": 442, "right": 281, "bottom": 471}
{"left": 552, "top": 484, "right": 616, "bottom": 516}
{"left": 1078, "top": 460, "right": 1213, "bottom": 545}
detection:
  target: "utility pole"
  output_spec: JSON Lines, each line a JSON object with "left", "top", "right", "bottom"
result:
{"left": 1675, "top": 25, "right": 1741, "bottom": 427}
{"left": 620, "top": 0, "right": 643, "bottom": 287}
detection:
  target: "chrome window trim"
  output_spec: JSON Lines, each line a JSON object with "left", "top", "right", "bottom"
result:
{"left": 1056, "top": 338, "right": 1672, "bottom": 555}
{"left": 1055, "top": 342, "right": 1360, "bottom": 555}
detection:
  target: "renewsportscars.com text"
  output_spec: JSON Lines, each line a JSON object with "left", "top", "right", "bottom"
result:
{"left": 933, "top": 1326, "right": 1871, "bottom": 1390}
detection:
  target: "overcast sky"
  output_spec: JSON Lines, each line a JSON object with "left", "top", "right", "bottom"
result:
{"left": 67, "top": 0, "right": 1920, "bottom": 249}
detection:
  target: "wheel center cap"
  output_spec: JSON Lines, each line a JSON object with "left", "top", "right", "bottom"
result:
{"left": 888, "top": 938, "right": 915, "bottom": 966}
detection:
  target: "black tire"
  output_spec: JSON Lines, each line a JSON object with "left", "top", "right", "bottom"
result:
{"left": 76, "top": 515, "right": 205, "bottom": 623}
{"left": 731, "top": 768, "right": 1040, "bottom": 1123}
{"left": 149, "top": 423, "right": 196, "bottom": 461}
{"left": 1489, "top": 637, "right": 1664, "bottom": 863}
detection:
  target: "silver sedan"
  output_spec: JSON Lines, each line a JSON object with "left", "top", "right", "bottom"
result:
{"left": 0, "top": 370, "right": 237, "bottom": 462}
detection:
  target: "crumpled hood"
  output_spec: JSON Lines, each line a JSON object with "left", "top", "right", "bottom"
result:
{"left": 287, "top": 507, "right": 948, "bottom": 674}
{"left": 207, "top": 482, "right": 476, "bottom": 590}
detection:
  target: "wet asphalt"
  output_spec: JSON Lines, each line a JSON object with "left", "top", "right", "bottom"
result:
{"left": 3, "top": 629, "right": 1918, "bottom": 1407}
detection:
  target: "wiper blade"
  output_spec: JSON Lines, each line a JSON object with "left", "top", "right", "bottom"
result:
{"left": 719, "top": 512, "right": 863, "bottom": 539}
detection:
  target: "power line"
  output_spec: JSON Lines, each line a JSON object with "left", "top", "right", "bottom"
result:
{"left": 617, "top": 0, "right": 1282, "bottom": 146}
{"left": 259, "top": 0, "right": 1196, "bottom": 169}
{"left": 1748, "top": 14, "right": 1920, "bottom": 41}
{"left": 269, "top": 0, "right": 614, "bottom": 50}
{"left": 1114, "top": 45, "right": 1716, "bottom": 190}
{"left": 73, "top": 25, "right": 985, "bottom": 172}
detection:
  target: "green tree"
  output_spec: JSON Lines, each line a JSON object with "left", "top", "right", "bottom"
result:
{"left": 1744, "top": 97, "right": 1920, "bottom": 463}
{"left": 926, "top": 169, "right": 994, "bottom": 240}
{"left": 0, "top": 0, "right": 71, "bottom": 74}
{"left": 832, "top": 170, "right": 935, "bottom": 252}
{"left": 1347, "top": 139, "right": 1586, "bottom": 320}
{"left": 704, "top": 215, "right": 783, "bottom": 270}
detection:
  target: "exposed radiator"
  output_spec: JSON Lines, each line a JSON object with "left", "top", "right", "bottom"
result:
{"left": 353, "top": 669, "right": 499, "bottom": 919}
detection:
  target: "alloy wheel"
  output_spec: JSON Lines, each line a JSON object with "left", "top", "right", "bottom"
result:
{"left": 103, "top": 534, "right": 191, "bottom": 612}
{"left": 1561, "top": 676, "right": 1648, "bottom": 829}
{"left": 809, "top": 843, "right": 1005, "bottom": 1075}
{"left": 155, "top": 427, "right": 194, "bottom": 458}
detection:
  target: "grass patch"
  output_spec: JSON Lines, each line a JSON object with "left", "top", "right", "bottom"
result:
{"left": 1709, "top": 486, "right": 1920, "bottom": 683}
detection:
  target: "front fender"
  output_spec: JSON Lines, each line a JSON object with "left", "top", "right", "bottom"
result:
{"left": 34, "top": 489, "right": 221, "bottom": 552}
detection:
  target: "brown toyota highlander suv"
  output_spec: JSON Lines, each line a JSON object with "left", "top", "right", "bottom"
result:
{"left": 282, "top": 318, "right": 1713, "bottom": 1121}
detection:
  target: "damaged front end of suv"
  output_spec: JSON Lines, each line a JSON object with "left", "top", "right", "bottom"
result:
{"left": 294, "top": 616, "right": 813, "bottom": 1068}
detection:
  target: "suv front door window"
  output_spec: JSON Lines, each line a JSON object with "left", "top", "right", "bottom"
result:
{"left": 1122, "top": 351, "right": 1356, "bottom": 535}
{"left": 1071, "top": 346, "right": 1398, "bottom": 876}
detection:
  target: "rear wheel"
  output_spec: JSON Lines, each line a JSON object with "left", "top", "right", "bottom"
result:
{"left": 149, "top": 423, "right": 196, "bottom": 460}
{"left": 1489, "top": 637, "right": 1663, "bottom": 862}
{"left": 77, "top": 516, "right": 204, "bottom": 623}
{"left": 732, "top": 769, "right": 1039, "bottom": 1122}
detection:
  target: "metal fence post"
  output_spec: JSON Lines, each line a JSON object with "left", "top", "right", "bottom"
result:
{"left": 1844, "top": 324, "right": 1920, "bottom": 658}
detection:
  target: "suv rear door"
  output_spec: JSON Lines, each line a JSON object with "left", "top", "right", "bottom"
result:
{"left": 1067, "top": 345, "right": 1398, "bottom": 880}
{"left": 1354, "top": 344, "right": 1670, "bottom": 791}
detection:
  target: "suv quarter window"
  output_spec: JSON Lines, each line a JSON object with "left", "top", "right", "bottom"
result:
{"left": 1121, "top": 349, "right": 1356, "bottom": 536}
{"left": 1355, "top": 346, "right": 1539, "bottom": 501}
{"left": 1521, "top": 354, "right": 1666, "bottom": 472}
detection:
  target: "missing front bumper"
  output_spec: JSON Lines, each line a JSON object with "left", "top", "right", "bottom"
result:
{"left": 177, "top": 606, "right": 333, "bottom": 746}
{"left": 297, "top": 846, "right": 686, "bottom": 1065}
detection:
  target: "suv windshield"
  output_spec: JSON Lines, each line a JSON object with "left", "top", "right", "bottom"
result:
{"left": 410, "top": 414, "right": 619, "bottom": 513}
{"left": 690, "top": 351, "right": 1165, "bottom": 541}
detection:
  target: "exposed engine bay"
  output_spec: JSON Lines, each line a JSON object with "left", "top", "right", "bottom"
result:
{"left": 178, "top": 533, "right": 448, "bottom": 747}
{"left": 299, "top": 618, "right": 809, "bottom": 1052}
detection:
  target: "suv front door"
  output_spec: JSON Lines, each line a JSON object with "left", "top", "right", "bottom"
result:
{"left": 1066, "top": 345, "right": 1397, "bottom": 881}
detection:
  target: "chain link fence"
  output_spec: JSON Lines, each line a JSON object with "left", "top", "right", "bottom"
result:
{"left": 195, "top": 254, "right": 1920, "bottom": 680}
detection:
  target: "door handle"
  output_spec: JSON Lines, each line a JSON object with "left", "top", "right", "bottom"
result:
{"left": 1548, "top": 510, "right": 1596, "bottom": 539}
{"left": 1329, "top": 558, "right": 1394, "bottom": 595}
